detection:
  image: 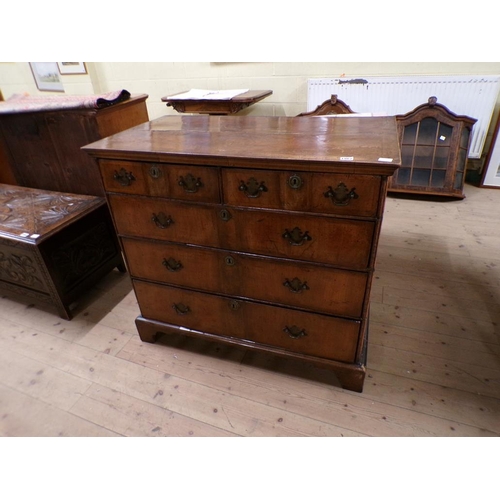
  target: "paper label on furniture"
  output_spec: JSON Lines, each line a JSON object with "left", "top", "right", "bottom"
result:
{"left": 378, "top": 157, "right": 393, "bottom": 162}
{"left": 29, "top": 234, "right": 40, "bottom": 239}
{"left": 20, "top": 232, "right": 30, "bottom": 237}
{"left": 340, "top": 156, "right": 354, "bottom": 161}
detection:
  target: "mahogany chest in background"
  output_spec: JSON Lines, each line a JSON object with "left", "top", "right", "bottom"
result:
{"left": 0, "top": 94, "right": 149, "bottom": 196}
{"left": 83, "top": 115, "right": 401, "bottom": 392}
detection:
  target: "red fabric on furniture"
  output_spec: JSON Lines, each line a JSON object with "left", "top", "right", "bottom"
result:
{"left": 0, "top": 90, "right": 130, "bottom": 114}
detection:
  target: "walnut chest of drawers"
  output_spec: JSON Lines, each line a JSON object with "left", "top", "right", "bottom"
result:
{"left": 83, "top": 115, "right": 400, "bottom": 392}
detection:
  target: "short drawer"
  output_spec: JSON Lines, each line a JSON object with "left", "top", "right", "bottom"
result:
{"left": 110, "top": 195, "right": 375, "bottom": 269}
{"left": 222, "top": 169, "right": 382, "bottom": 217}
{"left": 100, "top": 159, "right": 220, "bottom": 203}
{"left": 133, "top": 280, "right": 360, "bottom": 363}
{"left": 122, "top": 238, "right": 368, "bottom": 318}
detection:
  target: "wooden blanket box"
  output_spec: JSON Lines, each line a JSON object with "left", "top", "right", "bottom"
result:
{"left": 0, "top": 184, "right": 124, "bottom": 319}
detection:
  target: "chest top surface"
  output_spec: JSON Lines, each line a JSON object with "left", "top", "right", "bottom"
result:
{"left": 0, "top": 184, "right": 102, "bottom": 241}
{"left": 83, "top": 115, "right": 401, "bottom": 173}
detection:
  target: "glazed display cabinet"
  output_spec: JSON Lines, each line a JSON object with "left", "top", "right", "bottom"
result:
{"left": 389, "top": 97, "right": 476, "bottom": 198}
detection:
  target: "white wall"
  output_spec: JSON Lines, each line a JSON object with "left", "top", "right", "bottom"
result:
{"left": 2, "top": 62, "right": 500, "bottom": 118}
{"left": 2, "top": 61, "right": 500, "bottom": 165}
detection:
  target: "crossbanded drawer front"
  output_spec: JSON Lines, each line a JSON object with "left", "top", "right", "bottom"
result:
{"left": 100, "top": 160, "right": 220, "bottom": 203}
{"left": 224, "top": 207, "right": 374, "bottom": 269}
{"left": 133, "top": 280, "right": 360, "bottom": 363}
{"left": 222, "top": 169, "right": 381, "bottom": 217}
{"left": 122, "top": 238, "right": 368, "bottom": 318}
{"left": 109, "top": 194, "right": 221, "bottom": 247}
{"left": 110, "top": 195, "right": 375, "bottom": 269}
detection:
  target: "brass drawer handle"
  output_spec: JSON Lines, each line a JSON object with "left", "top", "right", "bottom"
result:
{"left": 282, "top": 227, "right": 312, "bottom": 246}
{"left": 113, "top": 168, "right": 136, "bottom": 187}
{"left": 162, "top": 257, "right": 183, "bottom": 272}
{"left": 152, "top": 212, "right": 174, "bottom": 229}
{"left": 179, "top": 173, "right": 203, "bottom": 193}
{"left": 172, "top": 303, "right": 190, "bottom": 315}
{"left": 324, "top": 182, "right": 359, "bottom": 206}
{"left": 239, "top": 177, "right": 268, "bottom": 198}
{"left": 283, "top": 277, "right": 309, "bottom": 293}
{"left": 283, "top": 325, "right": 307, "bottom": 339}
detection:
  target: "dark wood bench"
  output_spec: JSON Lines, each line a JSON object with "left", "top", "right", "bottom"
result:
{"left": 0, "top": 183, "right": 124, "bottom": 319}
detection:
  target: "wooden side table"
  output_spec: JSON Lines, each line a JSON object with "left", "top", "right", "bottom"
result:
{"left": 161, "top": 90, "right": 273, "bottom": 115}
{"left": 0, "top": 183, "right": 124, "bottom": 319}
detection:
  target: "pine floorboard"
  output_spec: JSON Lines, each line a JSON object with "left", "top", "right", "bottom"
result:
{"left": 0, "top": 183, "right": 499, "bottom": 437}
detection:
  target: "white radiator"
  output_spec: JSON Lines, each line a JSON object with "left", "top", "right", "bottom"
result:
{"left": 307, "top": 75, "right": 500, "bottom": 158}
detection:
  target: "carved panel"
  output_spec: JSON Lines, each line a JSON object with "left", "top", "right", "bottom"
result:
{"left": 0, "top": 185, "right": 100, "bottom": 238}
{"left": 0, "top": 245, "right": 46, "bottom": 291}
{"left": 50, "top": 222, "right": 117, "bottom": 291}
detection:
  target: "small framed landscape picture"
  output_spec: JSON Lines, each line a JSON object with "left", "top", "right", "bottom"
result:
{"left": 57, "top": 62, "right": 87, "bottom": 75}
{"left": 29, "top": 62, "right": 64, "bottom": 92}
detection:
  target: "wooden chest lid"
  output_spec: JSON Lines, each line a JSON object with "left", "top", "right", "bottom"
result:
{"left": 0, "top": 184, "right": 103, "bottom": 242}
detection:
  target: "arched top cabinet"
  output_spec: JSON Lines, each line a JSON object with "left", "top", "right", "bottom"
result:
{"left": 389, "top": 96, "right": 477, "bottom": 198}
{"left": 297, "top": 94, "right": 355, "bottom": 116}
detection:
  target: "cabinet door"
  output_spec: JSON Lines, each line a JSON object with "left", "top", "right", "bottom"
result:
{"left": 396, "top": 117, "right": 454, "bottom": 191}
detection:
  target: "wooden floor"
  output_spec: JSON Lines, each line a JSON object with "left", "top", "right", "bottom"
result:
{"left": 1, "top": 183, "right": 499, "bottom": 437}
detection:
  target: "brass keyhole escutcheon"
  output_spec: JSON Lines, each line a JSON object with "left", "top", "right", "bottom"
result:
{"left": 224, "top": 256, "right": 235, "bottom": 266}
{"left": 219, "top": 209, "right": 232, "bottom": 222}
{"left": 149, "top": 165, "right": 162, "bottom": 179}
{"left": 228, "top": 300, "right": 240, "bottom": 311}
{"left": 287, "top": 174, "right": 303, "bottom": 190}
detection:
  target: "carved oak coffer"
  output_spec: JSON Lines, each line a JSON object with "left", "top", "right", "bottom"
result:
{"left": 83, "top": 115, "right": 400, "bottom": 392}
{"left": 0, "top": 184, "right": 124, "bottom": 319}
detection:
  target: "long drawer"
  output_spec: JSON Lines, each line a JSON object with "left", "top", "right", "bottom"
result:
{"left": 109, "top": 194, "right": 375, "bottom": 269}
{"left": 133, "top": 280, "right": 360, "bottom": 363}
{"left": 122, "top": 237, "right": 368, "bottom": 318}
{"left": 222, "top": 168, "right": 382, "bottom": 217}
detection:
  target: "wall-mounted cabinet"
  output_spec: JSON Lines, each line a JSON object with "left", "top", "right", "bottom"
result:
{"left": 388, "top": 97, "right": 477, "bottom": 198}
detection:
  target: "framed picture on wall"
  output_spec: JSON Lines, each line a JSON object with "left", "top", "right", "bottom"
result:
{"left": 57, "top": 62, "right": 87, "bottom": 75}
{"left": 480, "top": 113, "right": 500, "bottom": 188}
{"left": 29, "top": 62, "right": 64, "bottom": 92}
